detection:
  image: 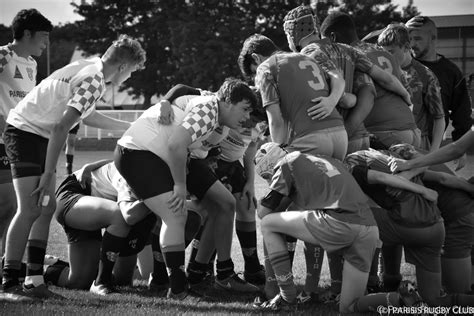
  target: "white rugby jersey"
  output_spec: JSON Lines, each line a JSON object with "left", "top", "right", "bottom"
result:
{"left": 219, "top": 123, "right": 266, "bottom": 162}
{"left": 76, "top": 162, "right": 138, "bottom": 203}
{"left": 0, "top": 44, "right": 37, "bottom": 143}
{"left": 118, "top": 95, "right": 220, "bottom": 163}
{"left": 7, "top": 57, "right": 105, "bottom": 138}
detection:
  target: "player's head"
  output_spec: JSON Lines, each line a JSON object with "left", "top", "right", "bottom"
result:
{"left": 406, "top": 16, "right": 437, "bottom": 59}
{"left": 102, "top": 34, "right": 146, "bottom": 85}
{"left": 238, "top": 34, "right": 279, "bottom": 80}
{"left": 242, "top": 88, "right": 267, "bottom": 128}
{"left": 217, "top": 77, "right": 257, "bottom": 129}
{"left": 11, "top": 9, "right": 52, "bottom": 57}
{"left": 320, "top": 12, "right": 358, "bottom": 45}
{"left": 283, "top": 5, "right": 320, "bottom": 52}
{"left": 377, "top": 23, "right": 411, "bottom": 66}
{"left": 388, "top": 143, "right": 421, "bottom": 160}
{"left": 255, "top": 142, "right": 288, "bottom": 183}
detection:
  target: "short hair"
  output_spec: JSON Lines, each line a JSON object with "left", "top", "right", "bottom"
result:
{"left": 377, "top": 23, "right": 410, "bottom": 48}
{"left": 320, "top": 12, "right": 356, "bottom": 38}
{"left": 217, "top": 77, "right": 258, "bottom": 109}
{"left": 238, "top": 34, "right": 278, "bottom": 79}
{"left": 283, "top": 5, "right": 320, "bottom": 50}
{"left": 102, "top": 34, "right": 146, "bottom": 68}
{"left": 11, "top": 9, "right": 52, "bottom": 40}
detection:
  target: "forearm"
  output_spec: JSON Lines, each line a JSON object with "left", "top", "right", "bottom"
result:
{"left": 83, "top": 111, "right": 131, "bottom": 130}
{"left": 82, "top": 159, "right": 112, "bottom": 173}
{"left": 167, "top": 145, "right": 187, "bottom": 186}
{"left": 424, "top": 170, "right": 474, "bottom": 193}
{"left": 344, "top": 87, "right": 374, "bottom": 136}
{"left": 371, "top": 67, "right": 410, "bottom": 102}
{"left": 368, "top": 170, "right": 426, "bottom": 195}
{"left": 164, "top": 84, "right": 200, "bottom": 103}
{"left": 408, "top": 139, "right": 468, "bottom": 169}
{"left": 327, "top": 70, "right": 345, "bottom": 106}
{"left": 429, "top": 118, "right": 446, "bottom": 151}
{"left": 44, "top": 126, "right": 70, "bottom": 174}
{"left": 243, "top": 142, "right": 257, "bottom": 184}
{"left": 269, "top": 117, "right": 288, "bottom": 144}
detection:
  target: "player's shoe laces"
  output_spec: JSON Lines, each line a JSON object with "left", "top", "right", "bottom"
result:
{"left": 23, "top": 283, "right": 64, "bottom": 299}
{"left": 214, "top": 273, "right": 260, "bottom": 293}
{"left": 258, "top": 293, "right": 297, "bottom": 312}
{"left": 148, "top": 274, "right": 168, "bottom": 297}
{"left": 90, "top": 281, "right": 116, "bottom": 296}
{"left": 0, "top": 284, "right": 38, "bottom": 302}
{"left": 398, "top": 280, "right": 426, "bottom": 307}
{"left": 244, "top": 265, "right": 266, "bottom": 285}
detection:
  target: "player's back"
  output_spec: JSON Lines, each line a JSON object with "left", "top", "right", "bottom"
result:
{"left": 352, "top": 41, "right": 416, "bottom": 132}
{"left": 269, "top": 53, "right": 343, "bottom": 139}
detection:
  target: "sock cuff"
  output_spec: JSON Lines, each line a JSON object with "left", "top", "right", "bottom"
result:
{"left": 27, "top": 239, "right": 47, "bottom": 249}
{"left": 3, "top": 260, "right": 22, "bottom": 270}
{"left": 235, "top": 220, "right": 256, "bottom": 232}
{"left": 268, "top": 250, "right": 290, "bottom": 265}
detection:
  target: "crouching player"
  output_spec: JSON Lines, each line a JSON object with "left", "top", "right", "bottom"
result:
{"left": 253, "top": 143, "right": 379, "bottom": 313}
{"left": 50, "top": 160, "right": 157, "bottom": 294}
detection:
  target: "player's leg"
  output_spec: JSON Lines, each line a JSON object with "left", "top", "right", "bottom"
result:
{"left": 65, "top": 124, "right": 79, "bottom": 175}
{"left": 0, "top": 144, "right": 16, "bottom": 258}
{"left": 62, "top": 239, "right": 100, "bottom": 289}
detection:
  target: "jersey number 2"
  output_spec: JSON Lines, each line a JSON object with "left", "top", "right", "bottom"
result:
{"left": 298, "top": 60, "right": 325, "bottom": 91}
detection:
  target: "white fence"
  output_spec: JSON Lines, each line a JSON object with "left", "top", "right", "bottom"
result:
{"left": 77, "top": 110, "right": 144, "bottom": 140}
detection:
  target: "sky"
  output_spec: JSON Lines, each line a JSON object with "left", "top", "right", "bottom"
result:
{"left": 0, "top": 0, "right": 473, "bottom": 26}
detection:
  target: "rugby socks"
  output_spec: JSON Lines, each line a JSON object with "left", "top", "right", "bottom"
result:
{"left": 24, "top": 239, "right": 47, "bottom": 287}
{"left": 286, "top": 235, "right": 297, "bottom": 265}
{"left": 382, "top": 245, "right": 402, "bottom": 291}
{"left": 151, "top": 231, "right": 169, "bottom": 285}
{"left": 96, "top": 232, "right": 125, "bottom": 285}
{"left": 2, "top": 260, "right": 21, "bottom": 290}
{"left": 268, "top": 250, "right": 296, "bottom": 303}
{"left": 304, "top": 242, "right": 325, "bottom": 294}
{"left": 235, "top": 220, "right": 260, "bottom": 273}
{"left": 162, "top": 247, "right": 186, "bottom": 294}
{"left": 368, "top": 248, "right": 382, "bottom": 290}
{"left": 66, "top": 154, "right": 74, "bottom": 174}
{"left": 263, "top": 242, "right": 279, "bottom": 299}
{"left": 216, "top": 259, "right": 234, "bottom": 281}
{"left": 328, "top": 251, "right": 343, "bottom": 294}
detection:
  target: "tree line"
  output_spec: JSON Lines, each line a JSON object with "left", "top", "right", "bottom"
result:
{"left": 0, "top": 0, "right": 419, "bottom": 109}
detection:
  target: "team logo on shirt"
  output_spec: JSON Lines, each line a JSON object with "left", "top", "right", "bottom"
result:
{"left": 13, "top": 66, "right": 23, "bottom": 79}
{"left": 26, "top": 67, "right": 34, "bottom": 81}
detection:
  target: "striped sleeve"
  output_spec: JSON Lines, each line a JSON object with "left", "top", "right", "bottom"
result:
{"left": 67, "top": 74, "right": 104, "bottom": 115}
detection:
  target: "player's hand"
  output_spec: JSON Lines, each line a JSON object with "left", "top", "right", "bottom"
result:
{"left": 405, "top": 16, "right": 425, "bottom": 29}
{"left": 389, "top": 157, "right": 412, "bottom": 173}
{"left": 31, "top": 171, "right": 54, "bottom": 207}
{"left": 454, "top": 153, "right": 467, "bottom": 171}
{"left": 402, "top": 92, "right": 414, "bottom": 109}
{"left": 241, "top": 182, "right": 257, "bottom": 210}
{"left": 75, "top": 165, "right": 93, "bottom": 189}
{"left": 422, "top": 188, "right": 438, "bottom": 203}
{"left": 308, "top": 96, "right": 337, "bottom": 120}
{"left": 168, "top": 183, "right": 186, "bottom": 215}
{"left": 157, "top": 100, "right": 173, "bottom": 125}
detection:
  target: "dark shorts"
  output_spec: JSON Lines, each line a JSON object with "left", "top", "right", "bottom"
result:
{"left": 372, "top": 207, "right": 445, "bottom": 273}
{"left": 212, "top": 159, "right": 246, "bottom": 194}
{"left": 114, "top": 145, "right": 218, "bottom": 200}
{"left": 0, "top": 144, "right": 12, "bottom": 184}
{"left": 442, "top": 212, "right": 474, "bottom": 259}
{"left": 55, "top": 174, "right": 157, "bottom": 253}
{"left": 68, "top": 123, "right": 80, "bottom": 135}
{"left": 55, "top": 174, "right": 101, "bottom": 243}
{"left": 3, "top": 124, "right": 48, "bottom": 178}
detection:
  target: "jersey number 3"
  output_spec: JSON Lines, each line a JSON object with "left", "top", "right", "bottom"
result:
{"left": 298, "top": 60, "right": 325, "bottom": 91}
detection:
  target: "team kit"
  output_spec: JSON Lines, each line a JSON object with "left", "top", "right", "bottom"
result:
{"left": 1, "top": 4, "right": 474, "bottom": 314}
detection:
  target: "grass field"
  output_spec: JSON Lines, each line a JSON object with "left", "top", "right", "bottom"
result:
{"left": 2, "top": 150, "right": 473, "bottom": 315}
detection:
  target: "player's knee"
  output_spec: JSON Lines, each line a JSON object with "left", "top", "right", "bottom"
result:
{"left": 217, "top": 195, "right": 236, "bottom": 216}
{"left": 67, "top": 272, "right": 95, "bottom": 290}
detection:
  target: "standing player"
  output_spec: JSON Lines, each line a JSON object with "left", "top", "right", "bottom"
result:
{"left": 377, "top": 24, "right": 445, "bottom": 151}
{"left": 1, "top": 34, "right": 145, "bottom": 301}
{"left": 238, "top": 34, "right": 347, "bottom": 159}
{"left": 407, "top": 16, "right": 472, "bottom": 169}
{"left": 114, "top": 78, "right": 258, "bottom": 300}
{"left": 0, "top": 9, "right": 52, "bottom": 270}
{"left": 320, "top": 12, "right": 422, "bottom": 149}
